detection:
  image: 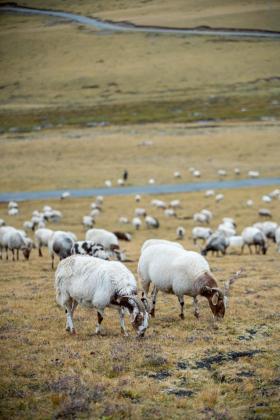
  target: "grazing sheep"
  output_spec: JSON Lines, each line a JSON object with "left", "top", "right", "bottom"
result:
{"left": 35, "top": 228, "right": 54, "bottom": 257}
{"left": 193, "top": 170, "right": 201, "bottom": 177}
{"left": 119, "top": 216, "right": 129, "bottom": 225}
{"left": 148, "top": 178, "right": 155, "bottom": 184}
{"left": 253, "top": 221, "right": 278, "bottom": 242}
{"left": 96, "top": 196, "right": 104, "bottom": 205}
{"left": 201, "top": 232, "right": 229, "bottom": 256}
{"left": 151, "top": 199, "right": 167, "bottom": 209}
{"left": 135, "top": 208, "right": 146, "bottom": 217}
{"left": 8, "top": 201, "right": 18, "bottom": 210}
{"left": 262, "top": 195, "right": 272, "bottom": 203}
{"left": 135, "top": 194, "right": 141, "bottom": 202}
{"left": 228, "top": 236, "right": 244, "bottom": 254}
{"left": 0, "top": 226, "right": 16, "bottom": 259}
{"left": 83, "top": 216, "right": 94, "bottom": 230}
{"left": 205, "top": 190, "right": 215, "bottom": 197}
{"left": 141, "top": 239, "right": 184, "bottom": 254}
{"left": 105, "top": 180, "right": 112, "bottom": 188}
{"left": 192, "top": 227, "right": 212, "bottom": 245}
{"left": 90, "top": 209, "right": 101, "bottom": 219}
{"left": 234, "top": 168, "right": 240, "bottom": 175}
{"left": 241, "top": 227, "right": 267, "bottom": 254}
{"left": 217, "top": 224, "right": 236, "bottom": 238}
{"left": 44, "top": 209, "right": 62, "bottom": 223}
{"left": 132, "top": 217, "right": 142, "bottom": 230}
{"left": 269, "top": 189, "right": 280, "bottom": 199}
{"left": 55, "top": 255, "right": 149, "bottom": 337}
{"left": 164, "top": 209, "right": 177, "bottom": 218}
{"left": 0, "top": 219, "right": 6, "bottom": 227}
{"left": 2, "top": 229, "right": 33, "bottom": 261}
{"left": 217, "top": 169, "right": 227, "bottom": 177}
{"left": 117, "top": 178, "right": 125, "bottom": 186}
{"left": 174, "top": 171, "right": 181, "bottom": 178}
{"left": 48, "top": 231, "right": 77, "bottom": 269}
{"left": 138, "top": 243, "right": 240, "bottom": 320}
{"left": 201, "top": 209, "right": 213, "bottom": 223}
{"left": 258, "top": 208, "right": 272, "bottom": 218}
{"left": 248, "top": 170, "right": 260, "bottom": 178}
{"left": 8, "top": 208, "right": 19, "bottom": 216}
{"left": 71, "top": 241, "right": 109, "bottom": 259}
{"left": 85, "top": 228, "right": 125, "bottom": 261}
{"left": 61, "top": 191, "right": 70, "bottom": 200}
{"left": 246, "top": 199, "right": 254, "bottom": 207}
{"left": 176, "top": 226, "right": 186, "bottom": 240}
{"left": 145, "top": 215, "right": 160, "bottom": 229}
{"left": 215, "top": 194, "right": 224, "bottom": 203}
{"left": 193, "top": 212, "right": 208, "bottom": 224}
{"left": 170, "top": 199, "right": 181, "bottom": 209}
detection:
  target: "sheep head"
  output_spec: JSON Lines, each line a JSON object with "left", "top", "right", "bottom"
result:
{"left": 118, "top": 296, "right": 149, "bottom": 337}
{"left": 201, "top": 286, "right": 225, "bottom": 319}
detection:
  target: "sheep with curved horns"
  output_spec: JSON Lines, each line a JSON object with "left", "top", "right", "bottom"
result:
{"left": 55, "top": 255, "right": 149, "bottom": 337}
{"left": 85, "top": 228, "right": 126, "bottom": 261}
{"left": 138, "top": 242, "right": 243, "bottom": 321}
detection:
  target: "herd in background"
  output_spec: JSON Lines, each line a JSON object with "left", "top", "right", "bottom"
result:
{"left": 0, "top": 183, "right": 279, "bottom": 338}
{"left": 0, "top": 185, "right": 280, "bottom": 264}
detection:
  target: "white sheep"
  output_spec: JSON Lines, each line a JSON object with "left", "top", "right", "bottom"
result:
{"left": 253, "top": 221, "right": 278, "bottom": 242}
{"left": 0, "top": 219, "right": 6, "bottom": 227}
{"left": 176, "top": 226, "right": 185, "bottom": 240}
{"left": 170, "top": 199, "right": 181, "bottom": 209}
{"left": 164, "top": 209, "right": 176, "bottom": 218}
{"left": 246, "top": 199, "right": 254, "bottom": 207}
{"left": 117, "top": 178, "right": 125, "bottom": 186}
{"left": 48, "top": 231, "right": 77, "bottom": 269}
{"left": 248, "top": 170, "right": 260, "bottom": 178}
{"left": 119, "top": 216, "right": 129, "bottom": 225}
{"left": 2, "top": 229, "right": 33, "bottom": 261}
{"left": 85, "top": 228, "right": 125, "bottom": 261}
{"left": 192, "top": 227, "right": 212, "bottom": 245}
{"left": 8, "top": 201, "right": 18, "bottom": 210}
{"left": 174, "top": 171, "right": 181, "bottom": 178}
{"left": 193, "top": 170, "right": 201, "bottom": 177}
{"left": 90, "top": 209, "right": 101, "bottom": 219}
{"left": 258, "top": 208, "right": 272, "bottom": 218}
{"left": 134, "top": 208, "right": 146, "bottom": 217}
{"left": 96, "top": 196, "right": 104, "bottom": 205}
{"left": 55, "top": 255, "right": 149, "bottom": 337}
{"left": 228, "top": 236, "right": 244, "bottom": 254}
{"left": 148, "top": 178, "right": 155, "bottom": 184}
{"left": 0, "top": 226, "right": 16, "bottom": 259}
{"left": 132, "top": 217, "right": 142, "bottom": 230}
{"left": 217, "top": 169, "right": 227, "bottom": 177}
{"left": 8, "top": 208, "right": 19, "bottom": 216}
{"left": 215, "top": 193, "right": 224, "bottom": 202}
{"left": 262, "top": 195, "right": 272, "bottom": 203}
{"left": 193, "top": 212, "right": 208, "bottom": 224}
{"left": 241, "top": 227, "right": 267, "bottom": 254}
{"left": 151, "top": 199, "right": 167, "bottom": 209}
{"left": 83, "top": 215, "right": 94, "bottom": 230}
{"left": 61, "top": 191, "right": 70, "bottom": 200}
{"left": 35, "top": 228, "right": 54, "bottom": 257}
{"left": 138, "top": 243, "right": 239, "bottom": 320}
{"left": 205, "top": 190, "right": 215, "bottom": 197}
{"left": 145, "top": 215, "right": 160, "bottom": 229}
{"left": 105, "top": 180, "right": 112, "bottom": 188}
{"left": 135, "top": 194, "right": 141, "bottom": 202}
{"left": 201, "top": 209, "right": 213, "bottom": 223}
{"left": 234, "top": 168, "right": 240, "bottom": 175}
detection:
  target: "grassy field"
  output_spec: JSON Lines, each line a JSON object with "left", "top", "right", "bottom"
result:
{"left": 0, "top": 1, "right": 280, "bottom": 418}
{"left": 0, "top": 7, "right": 279, "bottom": 130}
{"left": 0, "top": 185, "right": 280, "bottom": 419}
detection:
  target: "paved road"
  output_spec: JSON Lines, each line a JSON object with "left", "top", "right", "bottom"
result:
{"left": 0, "top": 178, "right": 279, "bottom": 202}
{"left": 1, "top": 5, "right": 280, "bottom": 39}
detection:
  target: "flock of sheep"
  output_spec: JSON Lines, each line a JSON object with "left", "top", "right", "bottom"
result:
{"left": 0, "top": 185, "right": 279, "bottom": 338}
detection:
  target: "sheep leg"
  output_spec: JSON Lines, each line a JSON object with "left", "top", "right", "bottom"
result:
{"left": 193, "top": 297, "right": 200, "bottom": 319}
{"left": 38, "top": 247, "right": 43, "bottom": 257}
{"left": 177, "top": 295, "right": 185, "bottom": 319}
{"left": 51, "top": 254, "right": 54, "bottom": 270}
{"left": 16, "top": 249, "right": 19, "bottom": 261}
{"left": 248, "top": 244, "right": 252, "bottom": 254}
{"left": 119, "top": 307, "right": 128, "bottom": 336}
{"left": 150, "top": 286, "right": 158, "bottom": 318}
{"left": 6, "top": 247, "right": 9, "bottom": 260}
{"left": 11, "top": 249, "right": 15, "bottom": 261}
{"left": 65, "top": 301, "right": 76, "bottom": 334}
{"left": 95, "top": 310, "right": 104, "bottom": 335}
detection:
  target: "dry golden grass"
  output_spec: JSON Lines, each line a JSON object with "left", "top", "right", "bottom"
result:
{"left": 0, "top": 185, "right": 280, "bottom": 419}
{"left": 0, "top": 11, "right": 279, "bottom": 129}
{"left": 1, "top": 122, "right": 280, "bottom": 192}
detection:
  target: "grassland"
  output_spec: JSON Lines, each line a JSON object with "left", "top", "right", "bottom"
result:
{"left": 0, "top": 1, "right": 280, "bottom": 418}
{"left": 0, "top": 185, "right": 280, "bottom": 419}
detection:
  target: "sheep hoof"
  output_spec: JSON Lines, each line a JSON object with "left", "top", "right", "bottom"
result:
{"left": 179, "top": 313, "right": 185, "bottom": 320}
{"left": 70, "top": 329, "right": 76, "bottom": 335}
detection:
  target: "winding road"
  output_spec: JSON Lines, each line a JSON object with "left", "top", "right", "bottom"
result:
{"left": 0, "top": 178, "right": 279, "bottom": 202}
{"left": 1, "top": 4, "right": 280, "bottom": 39}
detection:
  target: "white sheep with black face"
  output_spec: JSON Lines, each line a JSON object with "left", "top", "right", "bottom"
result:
{"left": 138, "top": 242, "right": 241, "bottom": 321}
{"left": 55, "top": 255, "right": 149, "bottom": 337}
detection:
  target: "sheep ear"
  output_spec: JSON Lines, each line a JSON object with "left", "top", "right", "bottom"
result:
{"left": 212, "top": 292, "right": 219, "bottom": 306}
{"left": 141, "top": 293, "right": 150, "bottom": 312}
